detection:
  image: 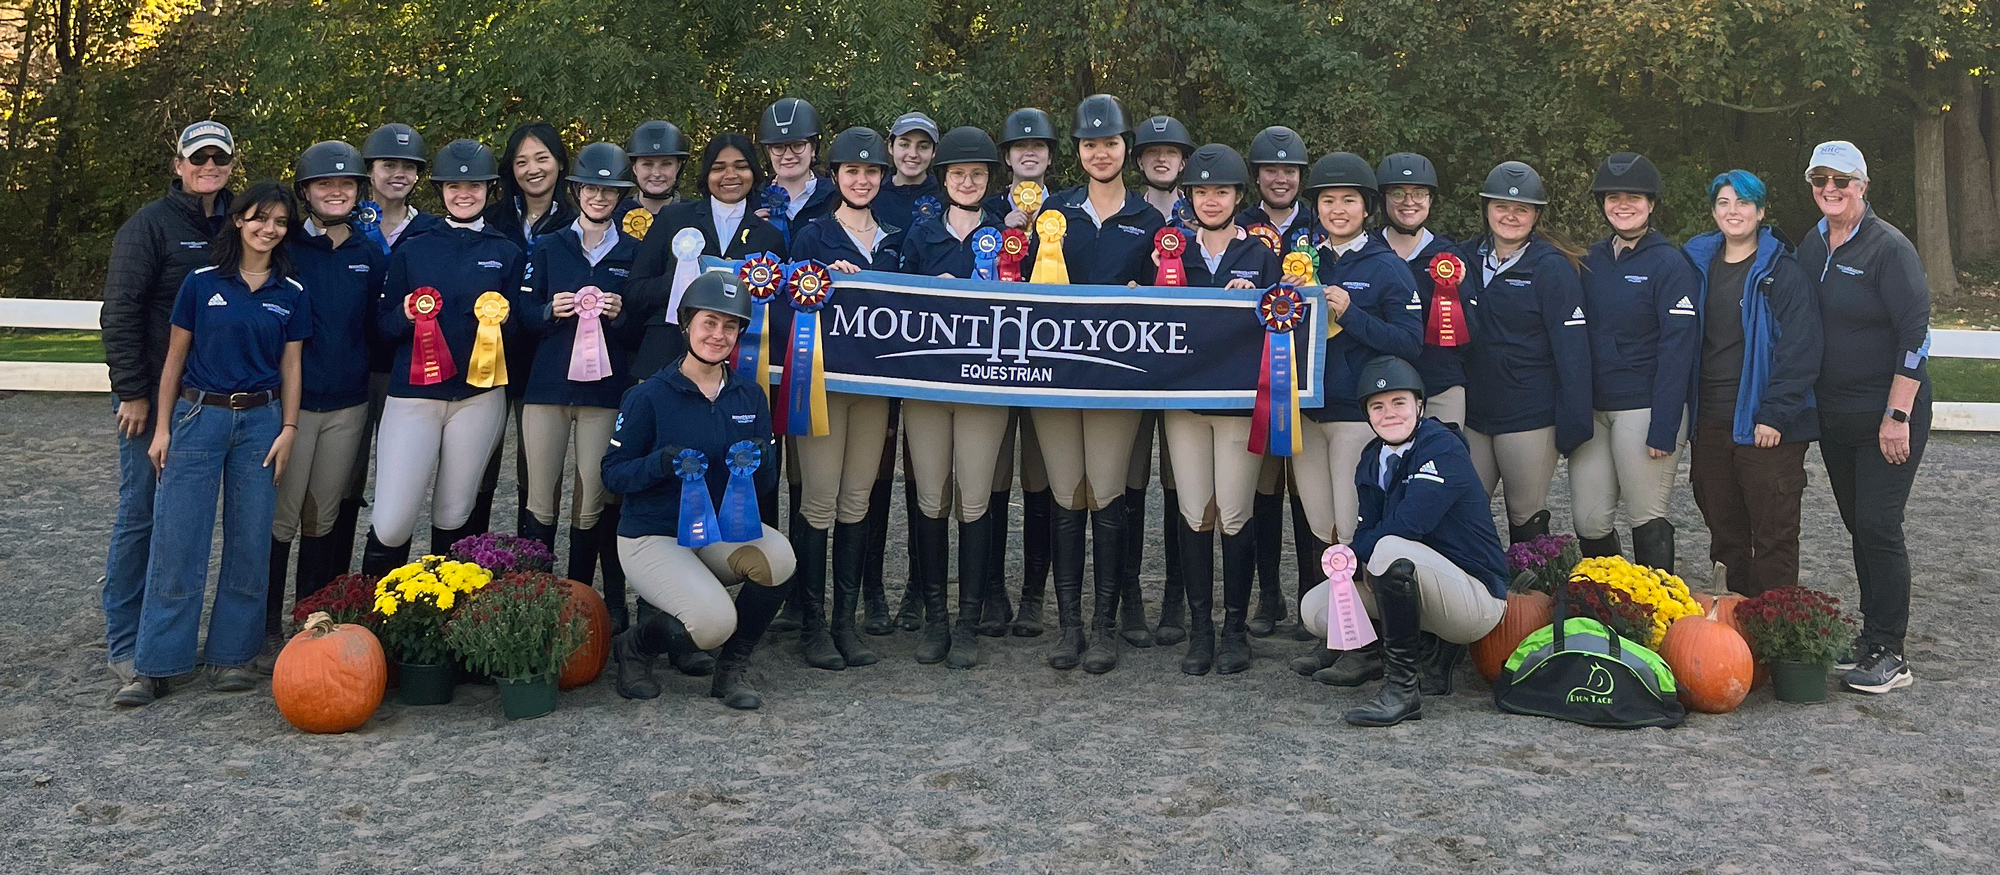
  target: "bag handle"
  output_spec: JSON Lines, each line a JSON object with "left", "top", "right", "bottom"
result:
{"left": 1554, "top": 574, "right": 1623, "bottom": 658}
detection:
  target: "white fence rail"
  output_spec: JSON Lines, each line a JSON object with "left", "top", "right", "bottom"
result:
{"left": 2, "top": 298, "right": 1997, "bottom": 430}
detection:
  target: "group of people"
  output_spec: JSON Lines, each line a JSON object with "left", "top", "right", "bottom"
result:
{"left": 98, "top": 94, "right": 1932, "bottom": 726}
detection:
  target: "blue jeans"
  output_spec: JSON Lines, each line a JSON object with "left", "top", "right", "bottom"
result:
{"left": 134, "top": 398, "right": 281, "bottom": 676}
{"left": 104, "top": 396, "right": 157, "bottom": 667}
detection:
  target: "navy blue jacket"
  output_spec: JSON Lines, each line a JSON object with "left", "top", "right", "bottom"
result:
{"left": 368, "top": 208, "right": 445, "bottom": 257}
{"left": 1183, "top": 233, "right": 1281, "bottom": 289}
{"left": 1236, "top": 202, "right": 1314, "bottom": 245}
{"left": 1798, "top": 207, "right": 1932, "bottom": 414}
{"left": 520, "top": 224, "right": 640, "bottom": 409}
{"left": 1460, "top": 236, "right": 1593, "bottom": 453}
{"left": 1308, "top": 236, "right": 1423, "bottom": 423}
{"left": 625, "top": 198, "right": 788, "bottom": 382}
{"left": 982, "top": 181, "right": 1054, "bottom": 221}
{"left": 378, "top": 222, "right": 526, "bottom": 402}
{"left": 1582, "top": 230, "right": 1701, "bottom": 451}
{"left": 779, "top": 175, "right": 838, "bottom": 228}
{"left": 286, "top": 224, "right": 386, "bottom": 411}
{"left": 1373, "top": 227, "right": 1468, "bottom": 396}
{"left": 788, "top": 214, "right": 907, "bottom": 273}
{"left": 612, "top": 196, "right": 679, "bottom": 235}
{"left": 1050, "top": 187, "right": 1163, "bottom": 285}
{"left": 875, "top": 177, "right": 941, "bottom": 231}
{"left": 901, "top": 209, "right": 1005, "bottom": 277}
{"left": 1352, "top": 419, "right": 1510, "bottom": 599}
{"left": 1683, "top": 228, "right": 1821, "bottom": 444}
{"left": 602, "top": 360, "right": 780, "bottom": 538}
{"left": 484, "top": 195, "right": 579, "bottom": 253}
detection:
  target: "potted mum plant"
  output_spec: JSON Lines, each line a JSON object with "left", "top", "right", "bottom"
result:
{"left": 290, "top": 573, "right": 382, "bottom": 632}
{"left": 444, "top": 571, "right": 587, "bottom": 720}
{"left": 449, "top": 532, "right": 555, "bottom": 575}
{"left": 1733, "top": 586, "right": 1855, "bottom": 704}
{"left": 373, "top": 556, "right": 493, "bottom": 705}
{"left": 1506, "top": 534, "right": 1581, "bottom": 594}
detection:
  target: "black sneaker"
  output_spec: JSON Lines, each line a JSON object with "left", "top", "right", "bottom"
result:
{"left": 1843, "top": 647, "right": 1913, "bottom": 695}
{"left": 1832, "top": 640, "right": 1867, "bottom": 672}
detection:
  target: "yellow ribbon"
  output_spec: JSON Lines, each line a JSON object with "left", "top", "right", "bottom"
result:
{"left": 621, "top": 209, "right": 654, "bottom": 241}
{"left": 1030, "top": 210, "right": 1069, "bottom": 284}
{"left": 466, "top": 291, "right": 510, "bottom": 388}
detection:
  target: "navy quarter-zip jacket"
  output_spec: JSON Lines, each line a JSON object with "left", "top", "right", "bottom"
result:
{"left": 286, "top": 224, "right": 386, "bottom": 411}
{"left": 1459, "top": 235, "right": 1593, "bottom": 453}
{"left": 602, "top": 361, "right": 780, "bottom": 538}
{"left": 1309, "top": 235, "right": 1423, "bottom": 423}
{"left": 1581, "top": 229, "right": 1701, "bottom": 450}
{"left": 520, "top": 225, "right": 640, "bottom": 409}
{"left": 378, "top": 222, "right": 527, "bottom": 402}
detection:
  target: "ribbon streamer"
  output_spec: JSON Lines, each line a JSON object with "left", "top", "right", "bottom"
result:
{"left": 1426, "top": 252, "right": 1469, "bottom": 348}
{"left": 780, "top": 261, "right": 833, "bottom": 437}
{"left": 717, "top": 439, "right": 764, "bottom": 542}
{"left": 465, "top": 291, "right": 510, "bottom": 388}
{"left": 1154, "top": 227, "right": 1188, "bottom": 287}
{"left": 1247, "top": 284, "right": 1305, "bottom": 457}
{"left": 664, "top": 228, "right": 704, "bottom": 324}
{"left": 1322, "top": 544, "right": 1378, "bottom": 650}
{"left": 675, "top": 449, "right": 721, "bottom": 548}
{"left": 971, "top": 227, "right": 1001, "bottom": 281}
{"left": 1029, "top": 210, "right": 1069, "bottom": 284}
{"left": 406, "top": 287, "right": 456, "bottom": 386}
{"left": 763, "top": 184, "right": 791, "bottom": 246}
{"left": 566, "top": 285, "right": 614, "bottom": 382}
{"left": 997, "top": 229, "right": 1029, "bottom": 282}
{"left": 734, "top": 253, "right": 784, "bottom": 392}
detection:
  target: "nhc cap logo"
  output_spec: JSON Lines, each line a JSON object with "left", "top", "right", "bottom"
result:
{"left": 598, "top": 168, "right": 611, "bottom": 176}
{"left": 1508, "top": 186, "right": 1519, "bottom": 195}
{"left": 1277, "top": 149, "right": 1288, "bottom": 158}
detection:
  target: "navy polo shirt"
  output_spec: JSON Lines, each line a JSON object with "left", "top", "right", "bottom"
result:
{"left": 171, "top": 266, "right": 313, "bottom": 394}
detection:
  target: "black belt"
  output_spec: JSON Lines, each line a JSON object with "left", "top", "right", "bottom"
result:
{"left": 181, "top": 388, "right": 277, "bottom": 410}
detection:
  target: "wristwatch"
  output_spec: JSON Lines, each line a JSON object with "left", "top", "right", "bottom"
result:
{"left": 1885, "top": 407, "right": 1909, "bottom": 423}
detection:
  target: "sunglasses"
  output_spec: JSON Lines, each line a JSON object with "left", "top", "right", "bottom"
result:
{"left": 186, "top": 149, "right": 234, "bottom": 166}
{"left": 1807, "top": 174, "right": 1856, "bottom": 190}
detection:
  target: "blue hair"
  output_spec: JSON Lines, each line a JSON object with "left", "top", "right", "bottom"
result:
{"left": 1708, "top": 169, "right": 1766, "bottom": 208}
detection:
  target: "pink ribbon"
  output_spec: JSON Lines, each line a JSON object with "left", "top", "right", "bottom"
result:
{"left": 567, "top": 285, "right": 613, "bottom": 382}
{"left": 1322, "top": 544, "right": 1378, "bottom": 650}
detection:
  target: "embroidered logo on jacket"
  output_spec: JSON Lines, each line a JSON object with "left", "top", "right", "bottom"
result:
{"left": 179, "top": 241, "right": 210, "bottom": 249}
{"left": 732, "top": 414, "right": 757, "bottom": 424}
{"left": 348, "top": 264, "right": 371, "bottom": 272}
{"left": 1669, "top": 296, "right": 1696, "bottom": 316}
{"left": 1624, "top": 275, "right": 1648, "bottom": 284}
{"left": 1836, "top": 264, "right": 1864, "bottom": 276}
{"left": 261, "top": 303, "right": 292, "bottom": 317}
{"left": 1341, "top": 281, "right": 1370, "bottom": 291}
{"left": 478, "top": 260, "right": 505, "bottom": 269}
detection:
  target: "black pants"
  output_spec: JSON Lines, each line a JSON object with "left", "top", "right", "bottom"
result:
{"left": 1689, "top": 417, "right": 1808, "bottom": 597}
{"left": 1818, "top": 398, "right": 1930, "bottom": 653}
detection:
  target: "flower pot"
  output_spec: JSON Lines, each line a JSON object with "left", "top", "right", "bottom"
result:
{"left": 396, "top": 660, "right": 455, "bottom": 706}
{"left": 1771, "top": 660, "right": 1829, "bottom": 704}
{"left": 496, "top": 672, "right": 558, "bottom": 720}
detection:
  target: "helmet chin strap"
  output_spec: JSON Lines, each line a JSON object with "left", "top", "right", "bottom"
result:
{"left": 839, "top": 197, "right": 873, "bottom": 212}
{"left": 949, "top": 198, "right": 983, "bottom": 212}
{"left": 318, "top": 210, "right": 354, "bottom": 227}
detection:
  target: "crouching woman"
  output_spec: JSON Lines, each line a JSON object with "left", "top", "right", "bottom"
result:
{"left": 601, "top": 271, "right": 795, "bottom": 709}
{"left": 1302, "top": 356, "right": 1509, "bottom": 727}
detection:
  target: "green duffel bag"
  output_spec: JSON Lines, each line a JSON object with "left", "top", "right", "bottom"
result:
{"left": 1491, "top": 584, "right": 1685, "bottom": 729}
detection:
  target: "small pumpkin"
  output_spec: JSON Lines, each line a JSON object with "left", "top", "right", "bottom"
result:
{"left": 1471, "top": 590, "right": 1554, "bottom": 683}
{"left": 1660, "top": 615, "right": 1754, "bottom": 714}
{"left": 273, "top": 611, "right": 387, "bottom": 733}
{"left": 558, "top": 580, "right": 613, "bottom": 690}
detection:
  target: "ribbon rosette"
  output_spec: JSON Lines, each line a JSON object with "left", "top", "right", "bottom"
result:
{"left": 1012, "top": 181, "right": 1043, "bottom": 220}
{"left": 997, "top": 229, "right": 1029, "bottom": 282}
{"left": 405, "top": 287, "right": 457, "bottom": 386}
{"left": 465, "top": 291, "right": 510, "bottom": 388}
{"left": 356, "top": 200, "right": 388, "bottom": 255}
{"left": 1172, "top": 197, "right": 1195, "bottom": 230}
{"left": 621, "top": 208, "right": 654, "bottom": 241}
{"left": 717, "top": 439, "right": 764, "bottom": 542}
{"left": 1246, "top": 283, "right": 1306, "bottom": 457}
{"left": 778, "top": 261, "right": 834, "bottom": 438}
{"left": 1154, "top": 227, "right": 1188, "bottom": 287}
{"left": 913, "top": 195, "right": 943, "bottom": 227}
{"left": 733, "top": 252, "right": 784, "bottom": 391}
{"left": 1281, "top": 251, "right": 1316, "bottom": 284}
{"left": 971, "top": 227, "right": 1002, "bottom": 281}
{"left": 675, "top": 449, "right": 722, "bottom": 548}
{"left": 566, "top": 285, "right": 613, "bottom": 382}
{"left": 1321, "top": 544, "right": 1377, "bottom": 650}
{"left": 1246, "top": 223, "right": 1281, "bottom": 255}
{"left": 762, "top": 184, "right": 792, "bottom": 246}
{"left": 1426, "top": 252, "right": 1469, "bottom": 348}
{"left": 1288, "top": 226, "right": 1324, "bottom": 254}
{"left": 1029, "top": 210, "right": 1069, "bottom": 284}
{"left": 664, "top": 228, "right": 705, "bottom": 324}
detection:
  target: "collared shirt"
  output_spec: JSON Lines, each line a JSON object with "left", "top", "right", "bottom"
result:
{"left": 711, "top": 197, "right": 746, "bottom": 248}
{"left": 382, "top": 208, "right": 423, "bottom": 248}
{"left": 446, "top": 217, "right": 487, "bottom": 232}
{"left": 785, "top": 178, "right": 818, "bottom": 219}
{"left": 1482, "top": 241, "right": 1528, "bottom": 283}
{"left": 1612, "top": 234, "right": 1642, "bottom": 257}
{"left": 1261, "top": 202, "right": 1300, "bottom": 232}
{"left": 1389, "top": 227, "right": 1436, "bottom": 263}
{"left": 1320, "top": 234, "right": 1369, "bottom": 260}
{"left": 303, "top": 217, "right": 329, "bottom": 238}
{"left": 841, "top": 223, "right": 890, "bottom": 264}
{"left": 1377, "top": 441, "right": 1412, "bottom": 491}
{"left": 572, "top": 219, "right": 621, "bottom": 267}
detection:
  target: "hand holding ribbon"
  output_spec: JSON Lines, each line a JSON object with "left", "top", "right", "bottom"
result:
{"left": 675, "top": 449, "right": 722, "bottom": 548}
{"left": 971, "top": 227, "right": 1002, "bottom": 281}
{"left": 1154, "top": 227, "right": 1188, "bottom": 287}
{"left": 763, "top": 184, "right": 792, "bottom": 246}
{"left": 1321, "top": 544, "right": 1377, "bottom": 650}
{"left": 997, "top": 229, "right": 1029, "bottom": 282}
{"left": 717, "top": 440, "right": 764, "bottom": 542}
{"left": 567, "top": 285, "right": 614, "bottom": 382}
{"left": 405, "top": 287, "right": 457, "bottom": 386}
{"left": 465, "top": 291, "right": 510, "bottom": 388}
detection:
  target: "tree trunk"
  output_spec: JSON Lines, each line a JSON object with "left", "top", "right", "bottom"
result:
{"left": 1913, "top": 105, "right": 1959, "bottom": 298}
{"left": 1987, "top": 81, "right": 2000, "bottom": 231}
{"left": 1946, "top": 70, "right": 2000, "bottom": 263}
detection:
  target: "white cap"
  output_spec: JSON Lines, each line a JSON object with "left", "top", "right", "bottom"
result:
{"left": 1807, "top": 140, "right": 1867, "bottom": 181}
{"left": 178, "top": 120, "right": 235, "bottom": 157}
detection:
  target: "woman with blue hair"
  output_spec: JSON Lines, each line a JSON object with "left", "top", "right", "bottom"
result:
{"left": 1680, "top": 169, "right": 1820, "bottom": 599}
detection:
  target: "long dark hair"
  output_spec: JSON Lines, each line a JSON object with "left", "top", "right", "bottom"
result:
{"left": 694, "top": 133, "right": 766, "bottom": 201}
{"left": 498, "top": 121, "right": 570, "bottom": 204}
{"left": 1480, "top": 202, "right": 1586, "bottom": 269}
{"left": 212, "top": 181, "right": 297, "bottom": 278}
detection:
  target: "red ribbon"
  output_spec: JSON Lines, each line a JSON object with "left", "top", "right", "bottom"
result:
{"left": 1425, "top": 252, "right": 1469, "bottom": 348}
{"left": 998, "top": 229, "right": 1028, "bottom": 282}
{"left": 406, "top": 286, "right": 456, "bottom": 386}
{"left": 1154, "top": 227, "right": 1187, "bottom": 287}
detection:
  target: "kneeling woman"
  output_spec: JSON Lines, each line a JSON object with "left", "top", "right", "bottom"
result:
{"left": 1302, "top": 357, "right": 1508, "bottom": 727}
{"left": 603, "top": 272, "right": 794, "bottom": 709}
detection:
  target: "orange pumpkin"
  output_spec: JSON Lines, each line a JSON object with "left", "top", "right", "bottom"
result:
{"left": 1471, "top": 590, "right": 1554, "bottom": 683}
{"left": 1660, "top": 616, "right": 1754, "bottom": 714}
{"left": 1692, "top": 592, "right": 1716, "bottom": 613}
{"left": 1706, "top": 594, "right": 1748, "bottom": 636}
{"left": 558, "top": 579, "right": 613, "bottom": 690}
{"left": 272, "top": 611, "right": 387, "bottom": 733}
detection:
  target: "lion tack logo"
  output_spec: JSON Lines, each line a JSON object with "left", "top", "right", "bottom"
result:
{"left": 1565, "top": 663, "right": 1617, "bottom": 706}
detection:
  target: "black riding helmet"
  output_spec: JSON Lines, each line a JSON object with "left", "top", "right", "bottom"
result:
{"left": 1073, "top": 94, "right": 1129, "bottom": 140}
{"left": 567, "top": 142, "right": 635, "bottom": 188}
{"left": 362, "top": 123, "right": 426, "bottom": 166}
{"left": 430, "top": 139, "right": 500, "bottom": 183}
{"left": 998, "top": 108, "right": 1058, "bottom": 147}
{"left": 295, "top": 140, "right": 368, "bottom": 184}
{"left": 825, "top": 127, "right": 891, "bottom": 169}
{"left": 1592, "top": 151, "right": 1662, "bottom": 200}
{"left": 1134, "top": 115, "right": 1195, "bottom": 157}
{"left": 1375, "top": 152, "right": 1439, "bottom": 190}
{"left": 1181, "top": 143, "right": 1250, "bottom": 189}
{"left": 628, "top": 121, "right": 690, "bottom": 158}
{"left": 934, "top": 126, "right": 1001, "bottom": 168}
{"left": 1480, "top": 161, "right": 1548, "bottom": 206}
{"left": 1248, "top": 126, "right": 1309, "bottom": 167}
{"left": 677, "top": 270, "right": 754, "bottom": 331}
{"left": 1356, "top": 354, "right": 1426, "bottom": 404}
{"left": 759, "top": 97, "right": 822, "bottom": 145}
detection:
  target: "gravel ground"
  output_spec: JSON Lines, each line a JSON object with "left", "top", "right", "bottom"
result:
{"left": 1, "top": 389, "right": 1996, "bottom": 874}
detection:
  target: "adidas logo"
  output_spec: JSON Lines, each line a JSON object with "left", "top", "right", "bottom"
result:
{"left": 207, "top": 293, "right": 228, "bottom": 306}
{"left": 1413, "top": 460, "right": 1445, "bottom": 483}
{"left": 1675, "top": 296, "right": 1693, "bottom": 309}
{"left": 1563, "top": 306, "right": 1586, "bottom": 326}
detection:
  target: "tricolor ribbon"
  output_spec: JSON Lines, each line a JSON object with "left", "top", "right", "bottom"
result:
{"left": 1288, "top": 226, "right": 1324, "bottom": 254}
{"left": 717, "top": 439, "right": 764, "bottom": 542}
{"left": 762, "top": 184, "right": 791, "bottom": 246}
{"left": 997, "top": 229, "right": 1029, "bottom": 282}
{"left": 566, "top": 285, "right": 613, "bottom": 382}
{"left": 779, "top": 261, "right": 833, "bottom": 437}
{"left": 1154, "top": 227, "right": 1188, "bottom": 287}
{"left": 1426, "top": 252, "right": 1469, "bottom": 348}
{"left": 1247, "top": 283, "right": 1305, "bottom": 457}
{"left": 971, "top": 227, "right": 1001, "bottom": 281}
{"left": 734, "top": 252, "right": 784, "bottom": 392}
{"left": 354, "top": 201, "right": 387, "bottom": 255}
{"left": 406, "top": 287, "right": 456, "bottom": 386}
{"left": 913, "top": 195, "right": 943, "bottom": 227}
{"left": 674, "top": 449, "right": 721, "bottom": 548}
{"left": 1322, "top": 544, "right": 1377, "bottom": 650}
{"left": 1029, "top": 210, "right": 1069, "bottom": 284}
{"left": 664, "top": 228, "right": 704, "bottom": 324}
{"left": 465, "top": 291, "right": 510, "bottom": 388}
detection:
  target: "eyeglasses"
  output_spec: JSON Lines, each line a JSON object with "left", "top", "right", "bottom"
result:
{"left": 1807, "top": 174, "right": 1856, "bottom": 190}
{"left": 186, "top": 150, "right": 233, "bottom": 166}
{"left": 1386, "top": 190, "right": 1432, "bottom": 204}
{"left": 767, "top": 141, "right": 811, "bottom": 157}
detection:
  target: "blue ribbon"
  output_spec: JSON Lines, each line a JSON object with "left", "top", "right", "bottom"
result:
{"left": 971, "top": 227, "right": 1001, "bottom": 281}
{"left": 782, "top": 261, "right": 833, "bottom": 437}
{"left": 1265, "top": 331, "right": 1297, "bottom": 457}
{"left": 355, "top": 201, "right": 388, "bottom": 254}
{"left": 1172, "top": 197, "right": 1195, "bottom": 231}
{"left": 734, "top": 253, "right": 784, "bottom": 387}
{"left": 675, "top": 449, "right": 721, "bottom": 548}
{"left": 914, "top": 195, "right": 943, "bottom": 227}
{"left": 762, "top": 185, "right": 791, "bottom": 246}
{"left": 718, "top": 440, "right": 764, "bottom": 542}
{"left": 1288, "top": 226, "right": 1324, "bottom": 252}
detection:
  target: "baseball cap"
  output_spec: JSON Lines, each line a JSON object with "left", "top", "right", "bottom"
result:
{"left": 889, "top": 112, "right": 940, "bottom": 142}
{"left": 178, "top": 121, "right": 235, "bottom": 157}
{"left": 1806, "top": 140, "right": 1867, "bottom": 181}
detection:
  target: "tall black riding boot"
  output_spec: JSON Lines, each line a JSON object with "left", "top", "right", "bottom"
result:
{"left": 1155, "top": 489, "right": 1187, "bottom": 645}
{"left": 977, "top": 491, "right": 1014, "bottom": 637}
{"left": 949, "top": 512, "right": 996, "bottom": 668}
{"left": 1013, "top": 488, "right": 1053, "bottom": 637}
{"left": 1416, "top": 632, "right": 1465, "bottom": 697}
{"left": 267, "top": 538, "right": 292, "bottom": 637}
{"left": 616, "top": 610, "right": 704, "bottom": 699}
{"left": 892, "top": 473, "right": 924, "bottom": 631}
{"left": 911, "top": 513, "right": 952, "bottom": 664}
{"left": 710, "top": 579, "right": 792, "bottom": 710}
{"left": 1249, "top": 491, "right": 1286, "bottom": 637}
{"left": 1081, "top": 496, "right": 1127, "bottom": 674}
{"left": 1632, "top": 518, "right": 1676, "bottom": 573}
{"left": 830, "top": 522, "right": 879, "bottom": 667}
{"left": 360, "top": 529, "right": 410, "bottom": 578}
{"left": 597, "top": 504, "right": 634, "bottom": 635}
{"left": 431, "top": 525, "right": 465, "bottom": 558}
{"left": 1289, "top": 490, "right": 1324, "bottom": 640}
{"left": 860, "top": 477, "right": 895, "bottom": 635}
{"left": 296, "top": 534, "right": 341, "bottom": 601}
{"left": 793, "top": 525, "right": 844, "bottom": 670}
{"left": 1577, "top": 531, "right": 1621, "bottom": 559}
{"left": 325, "top": 496, "right": 363, "bottom": 583}
{"left": 1216, "top": 528, "right": 1257, "bottom": 674}
{"left": 1346, "top": 559, "right": 1424, "bottom": 726}
{"left": 1508, "top": 509, "right": 1551, "bottom": 546}
{"left": 566, "top": 525, "right": 598, "bottom": 587}
{"left": 469, "top": 442, "right": 501, "bottom": 535}
{"left": 769, "top": 482, "right": 808, "bottom": 633}
{"left": 1046, "top": 504, "right": 1088, "bottom": 669}
{"left": 1178, "top": 523, "right": 1216, "bottom": 675}
{"left": 520, "top": 515, "right": 558, "bottom": 554}
{"left": 1117, "top": 488, "right": 1153, "bottom": 648}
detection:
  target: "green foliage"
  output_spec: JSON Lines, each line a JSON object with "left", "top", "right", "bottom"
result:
{"left": 444, "top": 571, "right": 585, "bottom": 680}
